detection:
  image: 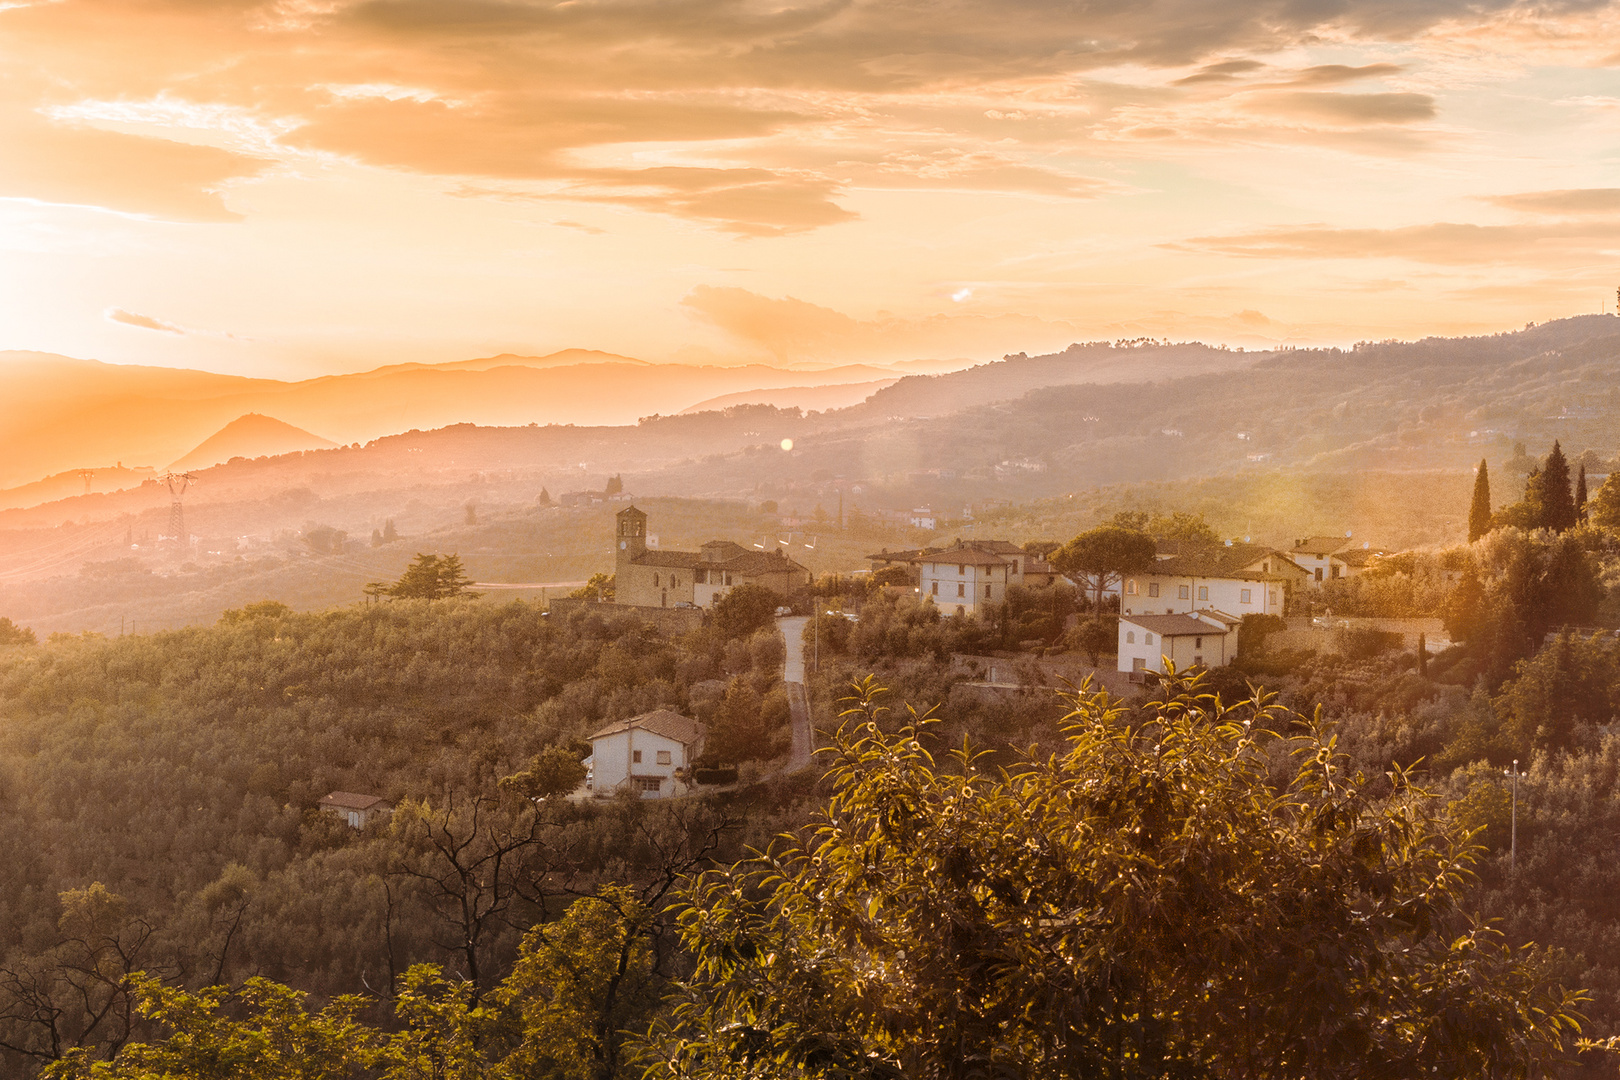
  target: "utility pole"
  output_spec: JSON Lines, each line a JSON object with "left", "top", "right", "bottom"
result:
{"left": 78, "top": 470, "right": 93, "bottom": 496}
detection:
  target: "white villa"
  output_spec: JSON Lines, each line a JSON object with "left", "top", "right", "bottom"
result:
{"left": 1118, "top": 611, "right": 1240, "bottom": 678}
{"left": 1121, "top": 541, "right": 1306, "bottom": 619}
{"left": 585, "top": 709, "right": 706, "bottom": 799}
{"left": 868, "top": 540, "right": 1061, "bottom": 617}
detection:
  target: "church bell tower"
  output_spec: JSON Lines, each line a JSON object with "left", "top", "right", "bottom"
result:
{"left": 616, "top": 505, "right": 647, "bottom": 568}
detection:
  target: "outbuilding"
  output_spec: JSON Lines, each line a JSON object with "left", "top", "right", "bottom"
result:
{"left": 1117, "top": 611, "right": 1238, "bottom": 679}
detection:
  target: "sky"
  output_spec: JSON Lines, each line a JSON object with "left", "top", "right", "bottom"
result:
{"left": 1, "top": 0, "right": 1618, "bottom": 377}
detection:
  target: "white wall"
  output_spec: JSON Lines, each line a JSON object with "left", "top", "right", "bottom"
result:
{"left": 1117, "top": 621, "right": 1232, "bottom": 673}
{"left": 1120, "top": 573, "right": 1282, "bottom": 617}
{"left": 589, "top": 728, "right": 693, "bottom": 798}
{"left": 919, "top": 560, "right": 1011, "bottom": 617}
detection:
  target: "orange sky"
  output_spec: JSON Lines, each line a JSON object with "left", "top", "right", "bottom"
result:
{"left": 1, "top": 0, "right": 1618, "bottom": 376}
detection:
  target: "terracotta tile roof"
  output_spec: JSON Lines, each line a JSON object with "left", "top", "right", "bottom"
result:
{"left": 590, "top": 709, "right": 705, "bottom": 746}
{"left": 1292, "top": 535, "right": 1350, "bottom": 556}
{"left": 1148, "top": 542, "right": 1293, "bottom": 579}
{"left": 912, "top": 545, "right": 1011, "bottom": 567}
{"left": 1122, "top": 613, "right": 1233, "bottom": 637}
{"left": 707, "top": 549, "right": 810, "bottom": 575}
{"left": 318, "top": 791, "right": 392, "bottom": 811}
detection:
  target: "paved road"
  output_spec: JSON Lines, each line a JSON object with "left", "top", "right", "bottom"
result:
{"left": 776, "top": 616, "right": 813, "bottom": 772}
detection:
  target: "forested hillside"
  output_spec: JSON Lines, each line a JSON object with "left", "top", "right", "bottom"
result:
{"left": 0, "top": 598, "right": 811, "bottom": 1074}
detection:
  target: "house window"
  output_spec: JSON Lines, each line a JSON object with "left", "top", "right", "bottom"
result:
{"left": 1148, "top": 583, "right": 1160, "bottom": 598}
{"left": 1133, "top": 657, "right": 1146, "bottom": 671}
{"left": 633, "top": 776, "right": 662, "bottom": 793}
{"left": 1198, "top": 586, "right": 1209, "bottom": 601}
{"left": 632, "top": 750, "right": 642, "bottom": 764}
{"left": 1240, "top": 589, "right": 1252, "bottom": 604}
{"left": 348, "top": 811, "right": 360, "bottom": 828}
{"left": 957, "top": 583, "right": 965, "bottom": 597}
{"left": 695, "top": 569, "right": 706, "bottom": 584}
{"left": 724, "top": 573, "right": 733, "bottom": 585}
{"left": 1195, "top": 636, "right": 1203, "bottom": 647}
{"left": 656, "top": 750, "right": 671, "bottom": 765}
{"left": 653, "top": 573, "right": 660, "bottom": 586}
{"left": 1270, "top": 590, "right": 1278, "bottom": 606}
{"left": 671, "top": 575, "right": 678, "bottom": 587}
{"left": 1145, "top": 633, "right": 1154, "bottom": 645}
{"left": 958, "top": 565, "right": 965, "bottom": 575}
{"left": 931, "top": 581, "right": 939, "bottom": 595}
{"left": 1125, "top": 580, "right": 1138, "bottom": 595}
{"left": 1126, "top": 630, "right": 1136, "bottom": 643}
{"left": 985, "top": 584, "right": 992, "bottom": 598}
{"left": 1178, "top": 585, "right": 1189, "bottom": 599}
{"left": 1332, "top": 566, "right": 1341, "bottom": 578}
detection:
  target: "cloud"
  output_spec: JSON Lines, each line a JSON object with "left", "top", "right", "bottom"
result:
{"left": 106, "top": 308, "right": 185, "bottom": 333}
{"left": 1243, "top": 91, "right": 1436, "bottom": 125}
{"left": 0, "top": 0, "right": 1604, "bottom": 235}
{"left": 1483, "top": 188, "right": 1620, "bottom": 215}
{"left": 1285, "top": 63, "right": 1404, "bottom": 86}
{"left": 1174, "top": 59, "right": 1266, "bottom": 86}
{"left": 0, "top": 107, "right": 267, "bottom": 221}
{"left": 1177, "top": 220, "right": 1620, "bottom": 264}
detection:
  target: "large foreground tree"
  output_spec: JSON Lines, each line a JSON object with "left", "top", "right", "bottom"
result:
{"left": 646, "top": 675, "right": 1587, "bottom": 1080}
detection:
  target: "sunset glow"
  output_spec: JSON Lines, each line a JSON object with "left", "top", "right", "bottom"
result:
{"left": 2, "top": 0, "right": 1619, "bottom": 374}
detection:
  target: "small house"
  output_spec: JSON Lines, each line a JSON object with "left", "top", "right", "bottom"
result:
{"left": 585, "top": 709, "right": 706, "bottom": 799}
{"left": 318, "top": 791, "right": 393, "bottom": 829}
{"left": 1118, "top": 611, "right": 1238, "bottom": 679}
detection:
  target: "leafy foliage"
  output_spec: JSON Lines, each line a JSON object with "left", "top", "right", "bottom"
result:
{"left": 647, "top": 675, "right": 1587, "bottom": 1080}
{"left": 389, "top": 554, "right": 480, "bottom": 600}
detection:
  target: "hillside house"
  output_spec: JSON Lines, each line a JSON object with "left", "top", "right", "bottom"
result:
{"left": 1118, "top": 611, "right": 1239, "bottom": 678}
{"left": 612, "top": 506, "right": 811, "bottom": 609}
{"left": 318, "top": 791, "right": 393, "bottom": 829}
{"left": 869, "top": 540, "right": 1061, "bottom": 617}
{"left": 585, "top": 710, "right": 705, "bottom": 799}
{"left": 1120, "top": 542, "right": 1305, "bottom": 618}
{"left": 1291, "top": 535, "right": 1354, "bottom": 585}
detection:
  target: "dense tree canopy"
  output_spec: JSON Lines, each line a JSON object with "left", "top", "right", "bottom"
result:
{"left": 646, "top": 676, "right": 1587, "bottom": 1080}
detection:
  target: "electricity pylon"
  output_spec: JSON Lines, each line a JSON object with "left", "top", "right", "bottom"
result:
{"left": 161, "top": 471, "right": 196, "bottom": 547}
{"left": 77, "top": 470, "right": 93, "bottom": 495}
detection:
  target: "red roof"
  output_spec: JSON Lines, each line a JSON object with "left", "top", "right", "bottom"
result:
{"left": 318, "top": 791, "right": 391, "bottom": 811}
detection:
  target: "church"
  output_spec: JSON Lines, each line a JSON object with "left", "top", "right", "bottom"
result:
{"left": 613, "top": 505, "right": 812, "bottom": 608}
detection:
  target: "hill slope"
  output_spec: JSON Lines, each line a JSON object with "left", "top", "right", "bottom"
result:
{"left": 170, "top": 414, "right": 338, "bottom": 471}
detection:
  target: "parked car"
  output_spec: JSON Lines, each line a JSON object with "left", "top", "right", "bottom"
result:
{"left": 774, "top": 606, "right": 793, "bottom": 616}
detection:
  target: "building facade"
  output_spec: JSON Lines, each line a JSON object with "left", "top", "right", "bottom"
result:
{"left": 867, "top": 540, "right": 1061, "bottom": 618}
{"left": 1120, "top": 542, "right": 1305, "bottom": 618}
{"left": 585, "top": 710, "right": 706, "bottom": 799}
{"left": 1117, "top": 611, "right": 1238, "bottom": 676}
{"left": 612, "top": 506, "right": 811, "bottom": 609}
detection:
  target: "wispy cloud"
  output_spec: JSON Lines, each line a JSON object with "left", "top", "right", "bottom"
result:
{"left": 106, "top": 308, "right": 185, "bottom": 334}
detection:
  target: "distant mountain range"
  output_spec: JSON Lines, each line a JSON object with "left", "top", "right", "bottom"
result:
{"left": 170, "top": 413, "right": 337, "bottom": 472}
{"left": 0, "top": 349, "right": 907, "bottom": 489}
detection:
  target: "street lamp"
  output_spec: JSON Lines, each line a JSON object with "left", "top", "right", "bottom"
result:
{"left": 1504, "top": 759, "right": 1519, "bottom": 872}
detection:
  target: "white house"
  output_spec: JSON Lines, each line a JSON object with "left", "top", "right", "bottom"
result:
{"left": 1117, "top": 611, "right": 1239, "bottom": 678}
{"left": 1120, "top": 542, "right": 1305, "bottom": 619}
{"left": 585, "top": 709, "right": 705, "bottom": 799}
{"left": 894, "top": 541, "right": 1063, "bottom": 617}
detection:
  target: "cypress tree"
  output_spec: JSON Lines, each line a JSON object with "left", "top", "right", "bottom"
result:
{"left": 1576, "top": 464, "right": 1589, "bottom": 523}
{"left": 1467, "top": 459, "right": 1492, "bottom": 542}
{"left": 1537, "top": 441, "right": 1577, "bottom": 532}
